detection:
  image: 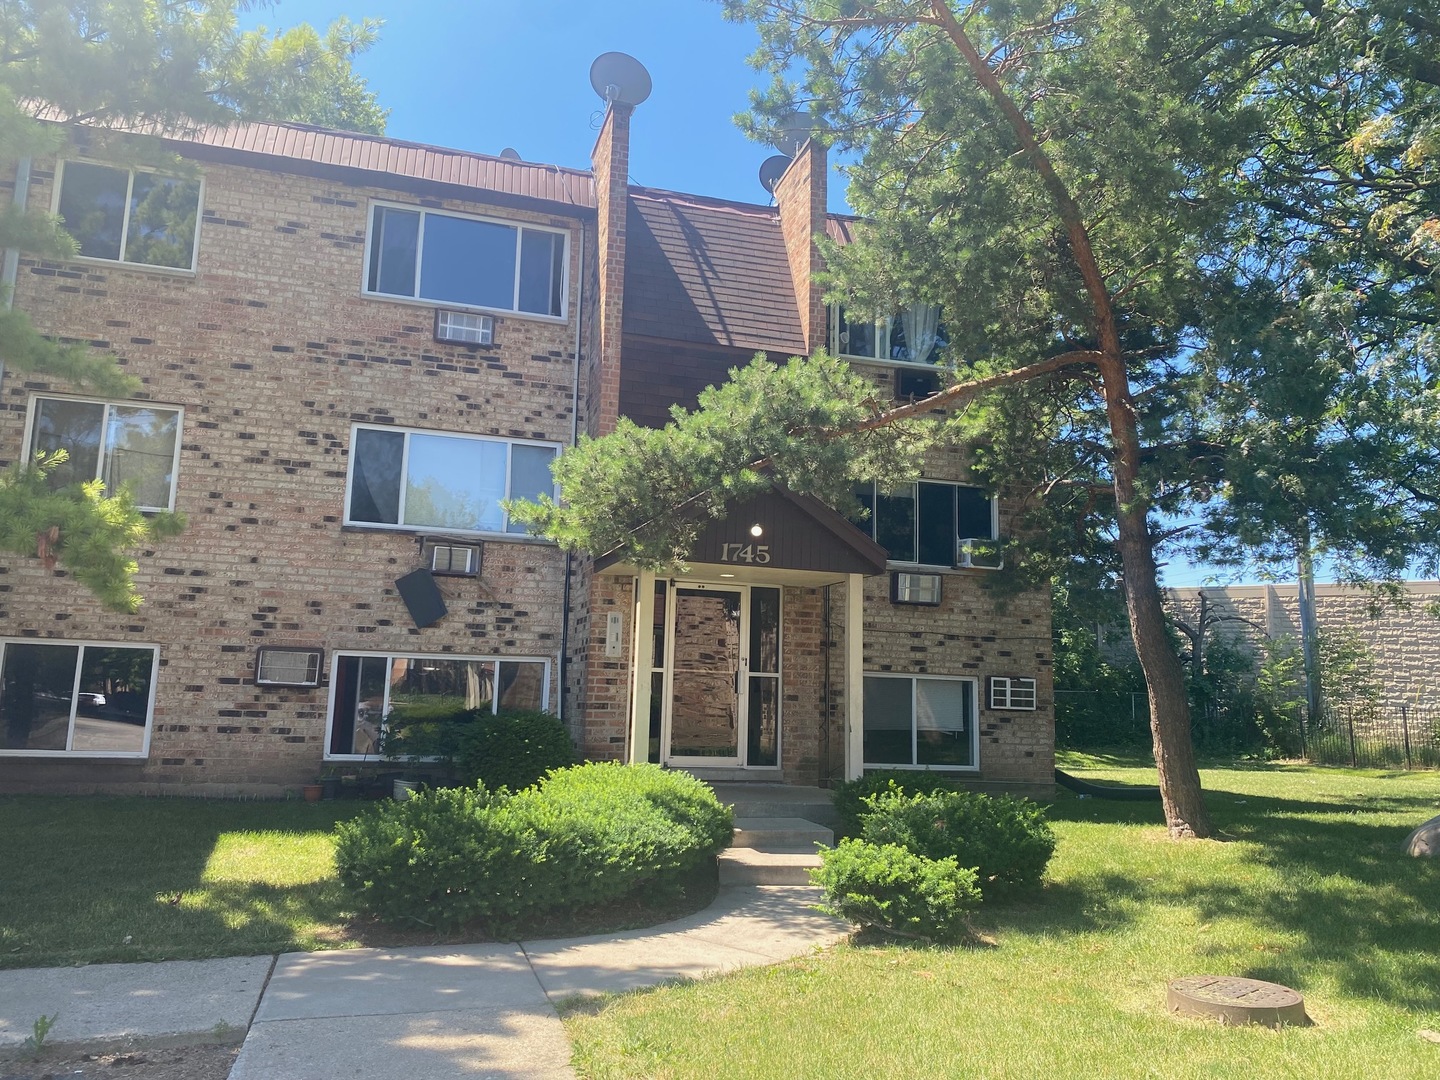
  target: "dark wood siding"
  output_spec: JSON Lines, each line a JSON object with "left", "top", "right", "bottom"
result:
{"left": 618, "top": 335, "right": 760, "bottom": 427}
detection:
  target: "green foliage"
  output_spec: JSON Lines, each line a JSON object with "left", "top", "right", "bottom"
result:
{"left": 831, "top": 770, "right": 958, "bottom": 837}
{"left": 1051, "top": 586, "right": 1148, "bottom": 749}
{"left": 23, "top": 1012, "right": 58, "bottom": 1054}
{"left": 858, "top": 790, "right": 1056, "bottom": 899}
{"left": 454, "top": 709, "right": 576, "bottom": 792}
{"left": 1254, "top": 636, "right": 1306, "bottom": 758}
{"left": 811, "top": 838, "right": 980, "bottom": 943}
{"left": 334, "top": 764, "right": 733, "bottom": 932}
{"left": 0, "top": 452, "right": 184, "bottom": 612}
{"left": 382, "top": 706, "right": 575, "bottom": 792}
{"left": 508, "top": 353, "right": 935, "bottom": 569}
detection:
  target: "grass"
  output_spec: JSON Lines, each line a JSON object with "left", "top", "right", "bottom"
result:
{"left": 563, "top": 758, "right": 1440, "bottom": 1080}
{"left": 0, "top": 797, "right": 364, "bottom": 968}
{"left": 0, "top": 794, "right": 719, "bottom": 969}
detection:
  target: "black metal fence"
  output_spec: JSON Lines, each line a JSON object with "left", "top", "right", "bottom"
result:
{"left": 1303, "top": 703, "right": 1440, "bottom": 770}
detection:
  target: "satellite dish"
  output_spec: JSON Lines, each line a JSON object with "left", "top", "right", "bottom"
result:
{"left": 589, "top": 52, "right": 652, "bottom": 107}
{"left": 771, "top": 110, "right": 815, "bottom": 157}
{"left": 758, "top": 154, "right": 792, "bottom": 194}
{"left": 499, "top": 147, "right": 522, "bottom": 161}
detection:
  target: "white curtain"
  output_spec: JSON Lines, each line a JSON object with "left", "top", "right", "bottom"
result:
{"left": 899, "top": 303, "right": 940, "bottom": 364}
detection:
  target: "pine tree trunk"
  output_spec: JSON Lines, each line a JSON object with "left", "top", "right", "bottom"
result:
{"left": 1113, "top": 485, "right": 1215, "bottom": 839}
{"left": 933, "top": 1, "right": 1215, "bottom": 838}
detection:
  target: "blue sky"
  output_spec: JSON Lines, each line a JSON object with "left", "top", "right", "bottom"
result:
{"left": 246, "top": 0, "right": 800, "bottom": 208}
{"left": 243, "top": 1, "right": 1325, "bottom": 589}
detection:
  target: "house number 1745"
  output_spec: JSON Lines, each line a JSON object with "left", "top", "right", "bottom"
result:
{"left": 719, "top": 543, "right": 771, "bottom": 564}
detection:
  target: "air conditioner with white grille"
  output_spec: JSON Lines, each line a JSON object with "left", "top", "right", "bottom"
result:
{"left": 891, "top": 571, "right": 942, "bottom": 605}
{"left": 255, "top": 647, "right": 323, "bottom": 687}
{"left": 428, "top": 542, "right": 481, "bottom": 576}
{"left": 434, "top": 309, "right": 494, "bottom": 345}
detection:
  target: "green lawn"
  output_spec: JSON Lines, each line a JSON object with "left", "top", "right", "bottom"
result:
{"left": 0, "top": 797, "right": 365, "bottom": 968}
{"left": 0, "top": 792, "right": 719, "bottom": 968}
{"left": 564, "top": 759, "right": 1440, "bottom": 1080}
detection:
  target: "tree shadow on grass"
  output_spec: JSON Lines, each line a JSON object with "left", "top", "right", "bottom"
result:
{"left": 1035, "top": 786, "right": 1440, "bottom": 1012}
{"left": 0, "top": 796, "right": 365, "bottom": 968}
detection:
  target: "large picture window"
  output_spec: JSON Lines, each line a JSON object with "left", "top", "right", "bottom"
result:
{"left": 365, "top": 203, "right": 566, "bottom": 317}
{"left": 345, "top": 425, "right": 559, "bottom": 536}
{"left": 863, "top": 674, "right": 977, "bottom": 770}
{"left": 830, "top": 305, "right": 948, "bottom": 366}
{"left": 0, "top": 640, "right": 157, "bottom": 756}
{"left": 855, "top": 480, "right": 999, "bottom": 568}
{"left": 55, "top": 161, "right": 200, "bottom": 270}
{"left": 326, "top": 652, "right": 549, "bottom": 758}
{"left": 27, "top": 396, "right": 182, "bottom": 512}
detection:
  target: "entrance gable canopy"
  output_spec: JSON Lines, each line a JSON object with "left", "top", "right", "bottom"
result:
{"left": 596, "top": 487, "right": 888, "bottom": 578}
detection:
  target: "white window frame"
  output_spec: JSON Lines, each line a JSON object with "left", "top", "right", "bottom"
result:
{"left": 323, "top": 650, "right": 552, "bottom": 762}
{"left": 361, "top": 200, "right": 569, "bottom": 320}
{"left": 343, "top": 423, "right": 560, "bottom": 539}
{"left": 23, "top": 394, "right": 184, "bottom": 513}
{"left": 51, "top": 159, "right": 203, "bottom": 274}
{"left": 829, "top": 305, "right": 945, "bottom": 368}
{"left": 0, "top": 638, "right": 159, "bottom": 759}
{"left": 857, "top": 479, "right": 1000, "bottom": 570}
{"left": 862, "top": 672, "right": 980, "bottom": 772}
{"left": 988, "top": 676, "right": 1038, "bottom": 711}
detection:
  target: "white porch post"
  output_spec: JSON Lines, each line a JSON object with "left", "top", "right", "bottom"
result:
{"left": 628, "top": 571, "right": 656, "bottom": 764}
{"left": 845, "top": 572, "right": 865, "bottom": 780}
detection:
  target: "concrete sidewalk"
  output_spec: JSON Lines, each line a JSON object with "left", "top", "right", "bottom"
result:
{"left": 0, "top": 886, "right": 846, "bottom": 1079}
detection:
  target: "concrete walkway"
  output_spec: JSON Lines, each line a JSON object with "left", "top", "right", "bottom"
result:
{"left": 0, "top": 886, "right": 846, "bottom": 1079}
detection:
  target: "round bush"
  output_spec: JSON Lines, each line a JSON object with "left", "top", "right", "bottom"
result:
{"left": 455, "top": 709, "right": 575, "bottom": 791}
{"left": 812, "top": 838, "right": 980, "bottom": 942}
{"left": 333, "top": 762, "right": 732, "bottom": 934}
{"left": 859, "top": 789, "right": 1056, "bottom": 898}
{"left": 831, "top": 770, "right": 959, "bottom": 836}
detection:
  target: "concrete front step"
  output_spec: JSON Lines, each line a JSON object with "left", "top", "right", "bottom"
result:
{"left": 718, "top": 847, "right": 822, "bottom": 886}
{"left": 733, "top": 816, "right": 834, "bottom": 850}
{"left": 709, "top": 783, "right": 842, "bottom": 831}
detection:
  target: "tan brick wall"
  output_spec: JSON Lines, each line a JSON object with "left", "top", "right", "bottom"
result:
{"left": 0, "top": 151, "right": 586, "bottom": 794}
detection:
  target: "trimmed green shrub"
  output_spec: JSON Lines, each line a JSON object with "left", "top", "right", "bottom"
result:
{"left": 831, "top": 770, "right": 958, "bottom": 836}
{"left": 333, "top": 784, "right": 540, "bottom": 928}
{"left": 455, "top": 709, "right": 575, "bottom": 791}
{"left": 859, "top": 789, "right": 1056, "bottom": 898}
{"left": 333, "top": 763, "right": 732, "bottom": 933}
{"left": 379, "top": 702, "right": 470, "bottom": 764}
{"left": 812, "top": 839, "right": 980, "bottom": 943}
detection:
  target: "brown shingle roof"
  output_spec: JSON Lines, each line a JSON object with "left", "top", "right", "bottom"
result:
{"left": 622, "top": 189, "right": 805, "bottom": 354}
{"left": 159, "top": 118, "right": 596, "bottom": 209}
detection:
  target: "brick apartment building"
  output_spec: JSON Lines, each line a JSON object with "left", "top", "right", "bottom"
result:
{"left": 0, "top": 89, "right": 1054, "bottom": 797}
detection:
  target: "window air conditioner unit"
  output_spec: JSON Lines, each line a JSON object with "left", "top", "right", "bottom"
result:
{"left": 427, "top": 542, "right": 481, "bottom": 576}
{"left": 988, "top": 676, "right": 1038, "bottom": 711}
{"left": 255, "top": 647, "right": 324, "bottom": 687}
{"left": 891, "top": 571, "right": 942, "bottom": 606}
{"left": 956, "top": 538, "right": 1004, "bottom": 570}
{"left": 434, "top": 309, "right": 494, "bottom": 345}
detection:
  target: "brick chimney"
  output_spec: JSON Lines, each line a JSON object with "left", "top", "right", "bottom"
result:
{"left": 773, "top": 138, "right": 829, "bottom": 355}
{"left": 589, "top": 101, "right": 633, "bottom": 437}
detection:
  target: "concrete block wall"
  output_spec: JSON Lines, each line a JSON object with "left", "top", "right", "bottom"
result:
{"left": 0, "top": 151, "right": 585, "bottom": 794}
{"left": 1166, "top": 583, "right": 1440, "bottom": 710}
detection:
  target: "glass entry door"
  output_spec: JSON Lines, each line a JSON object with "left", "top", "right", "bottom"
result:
{"left": 662, "top": 584, "right": 780, "bottom": 768}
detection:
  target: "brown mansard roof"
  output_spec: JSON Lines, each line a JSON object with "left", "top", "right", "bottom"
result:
{"left": 621, "top": 188, "right": 806, "bottom": 355}
{"left": 113, "top": 117, "right": 855, "bottom": 351}
{"left": 163, "top": 118, "right": 598, "bottom": 210}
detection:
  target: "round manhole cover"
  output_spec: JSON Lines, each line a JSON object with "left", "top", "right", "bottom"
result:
{"left": 1168, "top": 976, "right": 1309, "bottom": 1028}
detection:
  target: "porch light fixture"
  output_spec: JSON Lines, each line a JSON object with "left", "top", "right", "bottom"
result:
{"left": 719, "top": 572, "right": 736, "bottom": 578}
{"left": 749, "top": 523, "right": 764, "bottom": 537}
